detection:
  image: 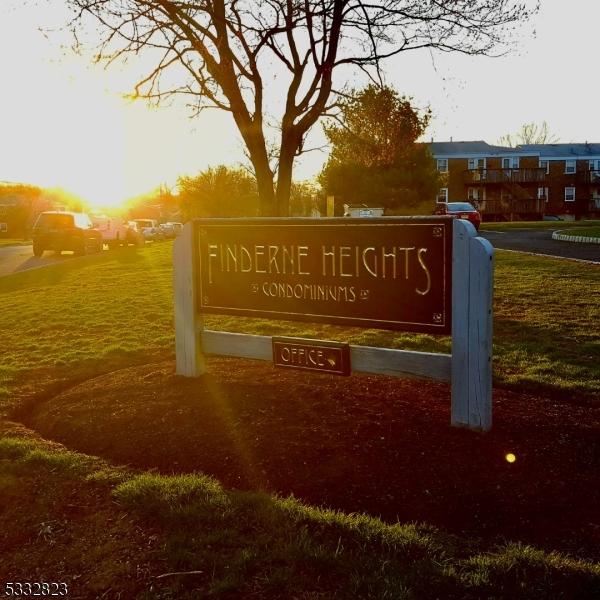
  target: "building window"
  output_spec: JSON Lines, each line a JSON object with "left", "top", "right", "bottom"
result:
{"left": 538, "top": 187, "right": 549, "bottom": 201}
{"left": 564, "top": 187, "right": 576, "bottom": 202}
{"left": 436, "top": 159, "right": 448, "bottom": 172}
{"left": 565, "top": 160, "right": 576, "bottom": 174}
{"left": 467, "top": 187, "right": 485, "bottom": 201}
{"left": 502, "top": 157, "right": 520, "bottom": 169}
{"left": 0, "top": 223, "right": 7, "bottom": 233}
{"left": 467, "top": 158, "right": 486, "bottom": 170}
{"left": 540, "top": 159, "right": 549, "bottom": 174}
{"left": 437, "top": 188, "right": 448, "bottom": 203}
{"left": 588, "top": 161, "right": 600, "bottom": 183}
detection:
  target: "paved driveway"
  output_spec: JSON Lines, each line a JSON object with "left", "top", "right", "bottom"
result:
{"left": 0, "top": 244, "right": 79, "bottom": 277}
{"left": 480, "top": 228, "right": 600, "bottom": 263}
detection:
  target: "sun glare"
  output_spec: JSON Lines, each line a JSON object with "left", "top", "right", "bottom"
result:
{"left": 36, "top": 88, "right": 175, "bottom": 210}
{"left": 0, "top": 3, "right": 247, "bottom": 207}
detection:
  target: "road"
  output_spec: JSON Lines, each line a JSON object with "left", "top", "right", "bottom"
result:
{"left": 0, "top": 244, "right": 82, "bottom": 277}
{"left": 480, "top": 228, "right": 600, "bottom": 263}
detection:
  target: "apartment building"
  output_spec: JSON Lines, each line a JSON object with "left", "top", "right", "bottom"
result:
{"left": 429, "top": 141, "right": 600, "bottom": 221}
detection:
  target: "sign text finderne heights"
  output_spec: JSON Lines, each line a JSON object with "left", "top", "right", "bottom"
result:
{"left": 196, "top": 218, "right": 452, "bottom": 334}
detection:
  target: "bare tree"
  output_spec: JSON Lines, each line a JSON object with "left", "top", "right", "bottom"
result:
{"left": 498, "top": 121, "right": 558, "bottom": 147}
{"left": 65, "top": 0, "right": 536, "bottom": 215}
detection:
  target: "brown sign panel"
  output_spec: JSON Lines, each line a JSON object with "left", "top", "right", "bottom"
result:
{"left": 273, "top": 337, "right": 351, "bottom": 376}
{"left": 195, "top": 217, "right": 453, "bottom": 334}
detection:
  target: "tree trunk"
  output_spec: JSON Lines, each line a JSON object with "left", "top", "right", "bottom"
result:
{"left": 274, "top": 127, "right": 301, "bottom": 217}
{"left": 227, "top": 95, "right": 275, "bottom": 215}
{"left": 255, "top": 164, "right": 276, "bottom": 216}
{"left": 275, "top": 150, "right": 295, "bottom": 217}
{"left": 237, "top": 126, "right": 276, "bottom": 216}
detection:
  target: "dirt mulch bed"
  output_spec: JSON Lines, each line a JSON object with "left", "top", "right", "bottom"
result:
{"left": 20, "top": 358, "right": 600, "bottom": 560}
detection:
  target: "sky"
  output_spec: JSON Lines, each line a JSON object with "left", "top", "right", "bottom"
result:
{"left": 1, "top": 0, "right": 599, "bottom": 208}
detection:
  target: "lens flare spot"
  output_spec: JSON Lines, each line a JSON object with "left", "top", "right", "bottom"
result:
{"left": 505, "top": 453, "right": 516, "bottom": 463}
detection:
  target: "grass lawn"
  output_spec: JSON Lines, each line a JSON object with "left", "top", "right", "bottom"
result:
{"left": 556, "top": 226, "right": 600, "bottom": 239}
{"left": 480, "top": 219, "right": 600, "bottom": 231}
{"left": 0, "top": 247, "right": 175, "bottom": 416}
{"left": 1, "top": 241, "right": 599, "bottom": 597}
{"left": 1, "top": 241, "right": 598, "bottom": 416}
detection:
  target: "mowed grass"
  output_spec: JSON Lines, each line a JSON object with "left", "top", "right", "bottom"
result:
{"left": 558, "top": 226, "right": 600, "bottom": 239}
{"left": 1, "top": 436, "right": 599, "bottom": 599}
{"left": 0, "top": 246, "right": 175, "bottom": 415}
{"left": 480, "top": 219, "right": 600, "bottom": 231}
{"left": 1, "top": 240, "right": 598, "bottom": 417}
{"left": 493, "top": 251, "right": 599, "bottom": 398}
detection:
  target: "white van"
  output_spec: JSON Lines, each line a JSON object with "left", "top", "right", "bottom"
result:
{"left": 91, "top": 215, "right": 141, "bottom": 248}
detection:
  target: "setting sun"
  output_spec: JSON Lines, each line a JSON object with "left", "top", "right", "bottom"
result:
{"left": 0, "top": 2, "right": 241, "bottom": 208}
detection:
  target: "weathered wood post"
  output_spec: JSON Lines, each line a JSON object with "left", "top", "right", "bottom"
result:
{"left": 173, "top": 217, "right": 494, "bottom": 432}
{"left": 174, "top": 222, "right": 204, "bottom": 376}
{"left": 451, "top": 219, "right": 494, "bottom": 431}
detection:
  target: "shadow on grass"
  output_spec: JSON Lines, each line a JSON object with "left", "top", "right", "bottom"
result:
{"left": 112, "top": 245, "right": 153, "bottom": 265}
{"left": 114, "top": 472, "right": 600, "bottom": 599}
{"left": 494, "top": 318, "right": 600, "bottom": 403}
{"left": 0, "top": 246, "right": 148, "bottom": 294}
{"left": 6, "top": 435, "right": 597, "bottom": 598}
{"left": 3, "top": 351, "right": 171, "bottom": 419}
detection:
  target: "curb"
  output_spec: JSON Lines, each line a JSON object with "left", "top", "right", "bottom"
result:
{"left": 552, "top": 230, "right": 600, "bottom": 244}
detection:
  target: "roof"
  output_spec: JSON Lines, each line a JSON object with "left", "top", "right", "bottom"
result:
{"left": 428, "top": 141, "right": 531, "bottom": 157}
{"left": 428, "top": 141, "right": 516, "bottom": 156}
{"left": 518, "top": 143, "right": 600, "bottom": 157}
{"left": 428, "top": 140, "right": 600, "bottom": 159}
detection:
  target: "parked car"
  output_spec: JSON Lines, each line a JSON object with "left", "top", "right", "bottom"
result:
{"left": 145, "top": 226, "right": 165, "bottom": 242}
{"left": 32, "top": 211, "right": 103, "bottom": 257}
{"left": 168, "top": 222, "right": 184, "bottom": 236}
{"left": 132, "top": 219, "right": 164, "bottom": 241}
{"left": 160, "top": 222, "right": 184, "bottom": 238}
{"left": 91, "top": 215, "right": 143, "bottom": 248}
{"left": 132, "top": 218, "right": 157, "bottom": 231}
{"left": 158, "top": 223, "right": 176, "bottom": 239}
{"left": 434, "top": 202, "right": 481, "bottom": 230}
{"left": 542, "top": 215, "right": 564, "bottom": 221}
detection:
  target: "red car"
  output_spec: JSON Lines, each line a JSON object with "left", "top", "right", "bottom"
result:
{"left": 434, "top": 202, "right": 481, "bottom": 230}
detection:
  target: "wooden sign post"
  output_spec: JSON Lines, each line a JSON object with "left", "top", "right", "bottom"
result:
{"left": 174, "top": 217, "right": 493, "bottom": 431}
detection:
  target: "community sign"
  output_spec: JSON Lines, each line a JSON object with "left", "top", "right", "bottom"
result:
{"left": 195, "top": 217, "right": 452, "bottom": 334}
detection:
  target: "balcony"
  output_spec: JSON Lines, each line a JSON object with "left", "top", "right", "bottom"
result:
{"left": 577, "top": 170, "right": 600, "bottom": 185}
{"left": 478, "top": 198, "right": 545, "bottom": 216}
{"left": 589, "top": 198, "right": 600, "bottom": 211}
{"left": 463, "top": 168, "right": 547, "bottom": 184}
